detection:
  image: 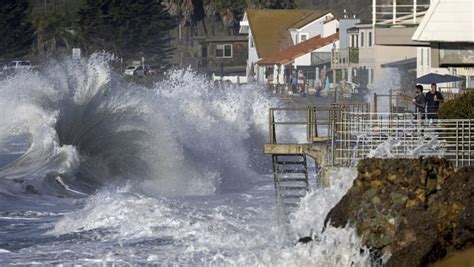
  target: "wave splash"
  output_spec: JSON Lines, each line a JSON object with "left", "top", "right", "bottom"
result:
{"left": 0, "top": 54, "right": 273, "bottom": 197}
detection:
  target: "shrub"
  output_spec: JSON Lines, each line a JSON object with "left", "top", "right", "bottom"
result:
{"left": 439, "top": 90, "right": 474, "bottom": 119}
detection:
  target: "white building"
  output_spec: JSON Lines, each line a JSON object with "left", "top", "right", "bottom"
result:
{"left": 239, "top": 10, "right": 339, "bottom": 87}
{"left": 412, "top": 0, "right": 474, "bottom": 88}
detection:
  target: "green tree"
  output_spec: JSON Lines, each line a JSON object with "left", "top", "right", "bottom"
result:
{"left": 439, "top": 90, "right": 474, "bottom": 119}
{"left": 0, "top": 0, "right": 35, "bottom": 61}
{"left": 31, "top": 12, "right": 80, "bottom": 59}
{"left": 78, "top": 0, "right": 175, "bottom": 67}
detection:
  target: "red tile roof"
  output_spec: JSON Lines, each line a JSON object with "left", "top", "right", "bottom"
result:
{"left": 247, "top": 10, "right": 316, "bottom": 59}
{"left": 257, "top": 33, "right": 339, "bottom": 65}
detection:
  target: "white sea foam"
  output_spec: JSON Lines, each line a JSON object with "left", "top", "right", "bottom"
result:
{"left": 48, "top": 168, "right": 367, "bottom": 265}
{"left": 1, "top": 55, "right": 367, "bottom": 265}
{"left": 0, "top": 56, "right": 280, "bottom": 196}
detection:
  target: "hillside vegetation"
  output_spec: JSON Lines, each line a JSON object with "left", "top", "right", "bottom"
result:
{"left": 1, "top": 0, "right": 370, "bottom": 67}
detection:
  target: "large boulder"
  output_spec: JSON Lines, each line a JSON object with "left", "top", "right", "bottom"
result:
{"left": 325, "top": 157, "right": 474, "bottom": 266}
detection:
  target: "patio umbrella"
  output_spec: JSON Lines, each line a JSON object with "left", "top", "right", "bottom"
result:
{"left": 415, "top": 73, "right": 463, "bottom": 84}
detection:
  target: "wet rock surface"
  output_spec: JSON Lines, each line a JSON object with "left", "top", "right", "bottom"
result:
{"left": 325, "top": 157, "right": 474, "bottom": 266}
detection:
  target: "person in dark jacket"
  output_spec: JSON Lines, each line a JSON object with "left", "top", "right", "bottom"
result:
{"left": 425, "top": 83, "right": 444, "bottom": 119}
{"left": 413, "top": 85, "right": 426, "bottom": 119}
{"left": 290, "top": 71, "right": 297, "bottom": 94}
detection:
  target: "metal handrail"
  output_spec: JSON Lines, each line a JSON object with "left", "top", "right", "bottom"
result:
{"left": 268, "top": 103, "right": 369, "bottom": 145}
{"left": 332, "top": 111, "right": 474, "bottom": 168}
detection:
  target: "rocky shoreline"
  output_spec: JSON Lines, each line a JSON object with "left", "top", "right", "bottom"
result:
{"left": 325, "top": 157, "right": 474, "bottom": 266}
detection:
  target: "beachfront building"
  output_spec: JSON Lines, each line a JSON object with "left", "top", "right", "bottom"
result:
{"left": 412, "top": 0, "right": 474, "bottom": 89}
{"left": 371, "top": 0, "right": 432, "bottom": 91}
{"left": 197, "top": 35, "right": 248, "bottom": 83}
{"left": 239, "top": 10, "right": 339, "bottom": 90}
{"left": 330, "top": 18, "right": 359, "bottom": 84}
{"left": 332, "top": 20, "right": 376, "bottom": 89}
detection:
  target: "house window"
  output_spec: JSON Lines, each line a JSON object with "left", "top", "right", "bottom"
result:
{"left": 368, "top": 31, "right": 372, "bottom": 47}
{"left": 350, "top": 34, "right": 359, "bottom": 48}
{"left": 250, "top": 37, "right": 254, "bottom": 48}
{"left": 360, "top": 32, "right": 365, "bottom": 47}
{"left": 216, "top": 44, "right": 232, "bottom": 58}
{"left": 300, "top": 33, "right": 309, "bottom": 43}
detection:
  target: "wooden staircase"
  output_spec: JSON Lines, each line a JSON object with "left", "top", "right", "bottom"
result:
{"left": 272, "top": 154, "right": 309, "bottom": 212}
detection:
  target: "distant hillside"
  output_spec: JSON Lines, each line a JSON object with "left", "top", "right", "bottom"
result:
{"left": 2, "top": 0, "right": 372, "bottom": 67}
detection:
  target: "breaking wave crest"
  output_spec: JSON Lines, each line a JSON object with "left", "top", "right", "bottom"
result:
{"left": 0, "top": 54, "right": 274, "bottom": 197}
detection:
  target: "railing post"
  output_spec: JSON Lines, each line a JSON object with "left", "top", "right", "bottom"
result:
{"left": 331, "top": 108, "right": 336, "bottom": 166}
{"left": 456, "top": 120, "right": 459, "bottom": 169}
{"left": 470, "top": 120, "right": 472, "bottom": 167}
{"left": 269, "top": 109, "right": 275, "bottom": 144}
{"left": 373, "top": 92, "right": 378, "bottom": 114}
{"left": 307, "top": 107, "right": 311, "bottom": 143}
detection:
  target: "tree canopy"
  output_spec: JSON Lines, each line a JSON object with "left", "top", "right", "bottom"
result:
{"left": 0, "top": 0, "right": 35, "bottom": 61}
{"left": 78, "top": 0, "right": 175, "bottom": 66}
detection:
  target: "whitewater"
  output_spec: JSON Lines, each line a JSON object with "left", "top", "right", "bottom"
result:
{"left": 0, "top": 55, "right": 369, "bottom": 265}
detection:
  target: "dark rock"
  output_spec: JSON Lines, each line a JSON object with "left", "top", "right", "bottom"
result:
{"left": 325, "top": 157, "right": 474, "bottom": 266}
{"left": 297, "top": 236, "right": 313, "bottom": 244}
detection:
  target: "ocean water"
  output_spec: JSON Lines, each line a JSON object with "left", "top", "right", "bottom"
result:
{"left": 0, "top": 55, "right": 368, "bottom": 266}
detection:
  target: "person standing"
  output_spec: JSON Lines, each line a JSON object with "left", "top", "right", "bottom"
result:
{"left": 290, "top": 70, "right": 297, "bottom": 94}
{"left": 413, "top": 85, "right": 426, "bottom": 118}
{"left": 425, "top": 83, "right": 444, "bottom": 119}
{"left": 297, "top": 70, "right": 306, "bottom": 97}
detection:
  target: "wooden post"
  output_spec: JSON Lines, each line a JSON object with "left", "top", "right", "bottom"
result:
{"left": 374, "top": 92, "right": 378, "bottom": 114}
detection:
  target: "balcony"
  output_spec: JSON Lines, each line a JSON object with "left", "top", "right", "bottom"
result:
{"left": 349, "top": 48, "right": 359, "bottom": 64}
{"left": 332, "top": 48, "right": 359, "bottom": 69}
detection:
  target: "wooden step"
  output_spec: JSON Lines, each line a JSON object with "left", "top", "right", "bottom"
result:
{"left": 280, "top": 193, "right": 306, "bottom": 198}
{"left": 278, "top": 177, "right": 308, "bottom": 182}
{"left": 275, "top": 161, "right": 305, "bottom": 165}
{"left": 279, "top": 186, "right": 308, "bottom": 191}
{"left": 278, "top": 169, "right": 308, "bottom": 176}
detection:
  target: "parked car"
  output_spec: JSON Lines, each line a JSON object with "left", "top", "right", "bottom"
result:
{"left": 124, "top": 64, "right": 161, "bottom": 76}
{"left": 9, "top": 60, "right": 32, "bottom": 70}
{"left": 124, "top": 65, "right": 151, "bottom": 76}
{"left": 124, "top": 65, "right": 139, "bottom": 76}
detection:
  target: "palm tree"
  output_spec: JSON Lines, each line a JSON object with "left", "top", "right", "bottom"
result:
{"left": 203, "top": 0, "right": 217, "bottom": 35}
{"left": 163, "top": 0, "right": 194, "bottom": 43}
{"left": 32, "top": 12, "right": 78, "bottom": 59}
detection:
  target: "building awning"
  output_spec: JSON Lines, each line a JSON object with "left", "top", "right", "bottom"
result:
{"left": 381, "top": 57, "right": 416, "bottom": 69}
{"left": 412, "top": 0, "right": 474, "bottom": 42}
